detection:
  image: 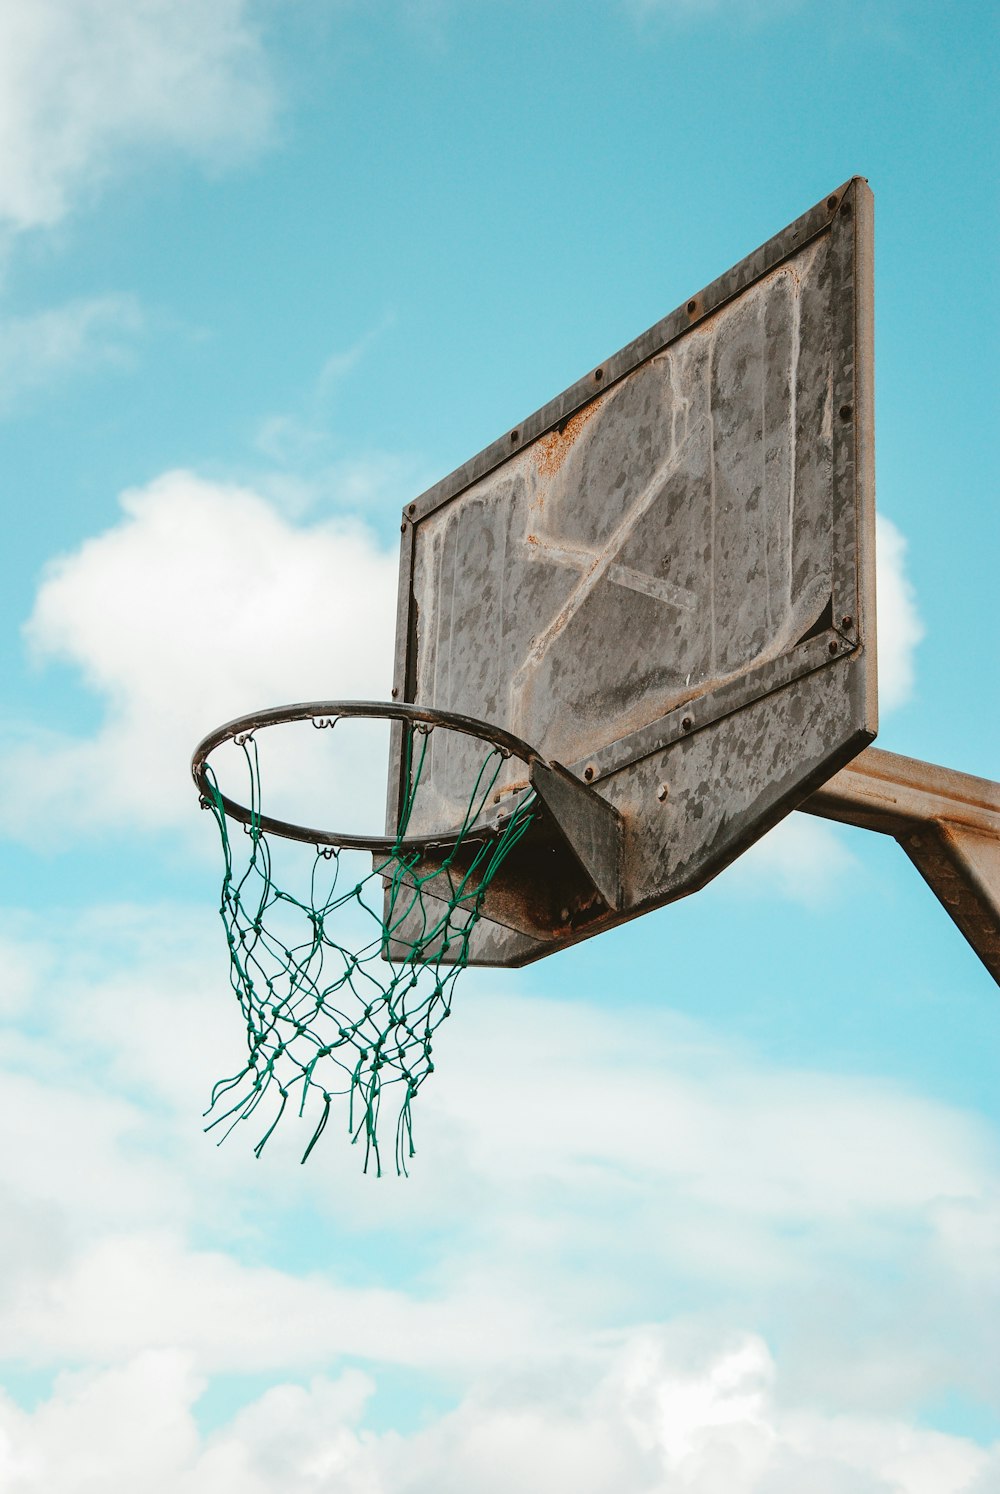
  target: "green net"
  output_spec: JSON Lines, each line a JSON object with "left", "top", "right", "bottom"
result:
{"left": 199, "top": 724, "right": 536, "bottom": 1175}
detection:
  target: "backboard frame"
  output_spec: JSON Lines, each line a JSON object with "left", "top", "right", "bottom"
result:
{"left": 387, "top": 177, "right": 876, "bottom": 964}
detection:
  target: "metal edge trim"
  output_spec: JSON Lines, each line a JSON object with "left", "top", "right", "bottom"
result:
{"left": 570, "top": 629, "right": 851, "bottom": 781}
{"left": 385, "top": 519, "right": 416, "bottom": 837}
{"left": 852, "top": 178, "right": 878, "bottom": 734}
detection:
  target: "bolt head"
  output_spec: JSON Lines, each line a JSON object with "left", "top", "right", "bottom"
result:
{"left": 681, "top": 716, "right": 693, "bottom": 731}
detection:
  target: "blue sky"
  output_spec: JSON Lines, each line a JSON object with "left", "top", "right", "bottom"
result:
{"left": 0, "top": 1, "right": 997, "bottom": 1489}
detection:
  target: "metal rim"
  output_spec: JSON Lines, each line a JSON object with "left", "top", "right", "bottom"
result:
{"left": 191, "top": 699, "right": 541, "bottom": 854}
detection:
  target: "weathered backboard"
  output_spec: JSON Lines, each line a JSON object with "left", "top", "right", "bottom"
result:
{"left": 389, "top": 178, "right": 877, "bottom": 964}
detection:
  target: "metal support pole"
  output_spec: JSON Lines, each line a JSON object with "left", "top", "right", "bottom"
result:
{"left": 800, "top": 747, "right": 1000, "bottom": 985}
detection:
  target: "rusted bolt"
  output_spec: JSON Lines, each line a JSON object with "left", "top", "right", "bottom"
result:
{"left": 400, "top": 522, "right": 406, "bottom": 532}
{"left": 583, "top": 765, "right": 595, "bottom": 781}
{"left": 826, "top": 194, "right": 838, "bottom": 210}
{"left": 828, "top": 640, "right": 839, "bottom": 655}
{"left": 594, "top": 367, "right": 604, "bottom": 380}
{"left": 407, "top": 502, "right": 416, "bottom": 515}
{"left": 839, "top": 404, "right": 853, "bottom": 421}
{"left": 681, "top": 716, "right": 693, "bottom": 731}
{"left": 656, "top": 782, "right": 669, "bottom": 802}
{"left": 510, "top": 429, "right": 520, "bottom": 443}
{"left": 841, "top": 614, "right": 854, "bottom": 629}
{"left": 686, "top": 299, "right": 697, "bottom": 315}
{"left": 560, "top": 907, "right": 570, "bottom": 922}
{"left": 391, "top": 686, "right": 399, "bottom": 698}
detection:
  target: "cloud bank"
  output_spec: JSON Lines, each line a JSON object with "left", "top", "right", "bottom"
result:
{"left": 1, "top": 1337, "right": 995, "bottom": 1493}
{"left": 0, "top": 905, "right": 997, "bottom": 1489}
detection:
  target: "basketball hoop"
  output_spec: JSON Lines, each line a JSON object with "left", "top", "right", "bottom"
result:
{"left": 192, "top": 701, "right": 540, "bottom": 1174}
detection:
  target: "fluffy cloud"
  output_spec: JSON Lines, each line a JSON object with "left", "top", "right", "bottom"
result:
{"left": 0, "top": 472, "right": 398, "bottom": 842}
{"left": 0, "top": 0, "right": 275, "bottom": 232}
{"left": 385, "top": 1334, "right": 994, "bottom": 1494}
{"left": 0, "top": 294, "right": 143, "bottom": 413}
{"left": 0, "top": 1337, "right": 994, "bottom": 1494}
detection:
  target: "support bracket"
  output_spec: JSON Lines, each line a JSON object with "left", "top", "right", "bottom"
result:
{"left": 801, "top": 747, "right": 1000, "bottom": 985}
{"left": 529, "top": 759, "right": 625, "bottom": 912}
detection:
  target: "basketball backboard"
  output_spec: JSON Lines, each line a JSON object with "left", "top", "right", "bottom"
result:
{"left": 388, "top": 177, "right": 876, "bottom": 965}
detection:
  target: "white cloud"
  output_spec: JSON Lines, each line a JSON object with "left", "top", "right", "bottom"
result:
{"left": 384, "top": 1333, "right": 993, "bottom": 1494}
{"left": 0, "top": 472, "right": 398, "bottom": 841}
{"left": 1, "top": 1229, "right": 559, "bottom": 1378}
{"left": 0, "top": 1336, "right": 994, "bottom": 1494}
{"left": 875, "top": 513, "right": 924, "bottom": 712}
{"left": 0, "top": 294, "right": 143, "bottom": 413}
{"left": 0, "top": 1351, "right": 206, "bottom": 1493}
{"left": 432, "top": 991, "right": 998, "bottom": 1229}
{"left": 0, "top": 0, "right": 275, "bottom": 232}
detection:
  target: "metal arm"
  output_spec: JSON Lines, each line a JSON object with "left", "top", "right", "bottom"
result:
{"left": 800, "top": 747, "right": 1000, "bottom": 984}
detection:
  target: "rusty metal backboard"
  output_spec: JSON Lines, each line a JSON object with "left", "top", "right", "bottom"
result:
{"left": 389, "top": 178, "right": 877, "bottom": 965}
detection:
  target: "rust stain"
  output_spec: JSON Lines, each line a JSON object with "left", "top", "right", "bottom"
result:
{"left": 533, "top": 399, "right": 602, "bottom": 478}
